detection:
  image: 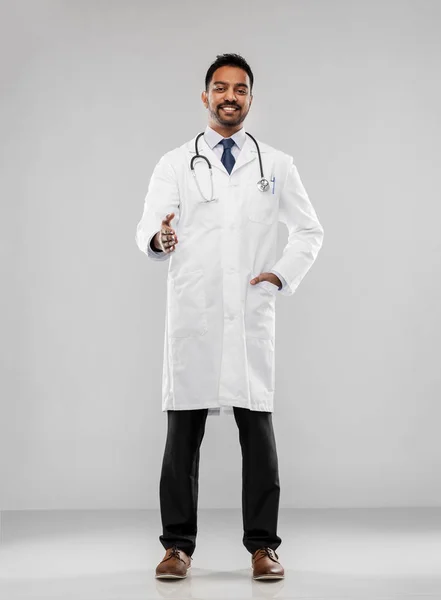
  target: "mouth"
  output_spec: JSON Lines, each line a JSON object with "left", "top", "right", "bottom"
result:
{"left": 220, "top": 106, "right": 240, "bottom": 114}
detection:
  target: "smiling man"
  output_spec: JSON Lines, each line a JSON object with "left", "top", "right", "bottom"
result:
{"left": 135, "top": 53, "right": 324, "bottom": 580}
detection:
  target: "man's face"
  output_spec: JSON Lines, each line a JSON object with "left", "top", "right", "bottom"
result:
{"left": 202, "top": 65, "right": 253, "bottom": 129}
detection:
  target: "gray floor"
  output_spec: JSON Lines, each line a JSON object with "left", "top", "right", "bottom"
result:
{"left": 0, "top": 508, "right": 440, "bottom": 599}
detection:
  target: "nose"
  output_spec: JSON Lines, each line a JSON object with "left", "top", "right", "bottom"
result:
{"left": 224, "top": 89, "right": 237, "bottom": 102}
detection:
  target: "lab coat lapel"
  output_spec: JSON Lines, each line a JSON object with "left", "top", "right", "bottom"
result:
{"left": 231, "top": 133, "right": 257, "bottom": 175}
{"left": 188, "top": 136, "right": 226, "bottom": 174}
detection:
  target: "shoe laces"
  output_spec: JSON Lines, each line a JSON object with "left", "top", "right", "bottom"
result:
{"left": 162, "top": 544, "right": 192, "bottom": 563}
{"left": 254, "top": 547, "right": 279, "bottom": 562}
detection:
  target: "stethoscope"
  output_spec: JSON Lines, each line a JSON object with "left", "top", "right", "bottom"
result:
{"left": 190, "top": 131, "right": 270, "bottom": 202}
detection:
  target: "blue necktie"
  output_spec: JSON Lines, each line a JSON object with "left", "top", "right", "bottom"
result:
{"left": 220, "top": 138, "right": 236, "bottom": 174}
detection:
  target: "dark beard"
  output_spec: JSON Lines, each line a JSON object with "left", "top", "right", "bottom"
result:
{"left": 212, "top": 107, "right": 246, "bottom": 127}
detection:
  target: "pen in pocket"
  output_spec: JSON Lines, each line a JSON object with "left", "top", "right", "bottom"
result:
{"left": 270, "top": 174, "right": 276, "bottom": 195}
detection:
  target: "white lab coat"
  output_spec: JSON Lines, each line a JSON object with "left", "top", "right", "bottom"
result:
{"left": 135, "top": 131, "right": 324, "bottom": 414}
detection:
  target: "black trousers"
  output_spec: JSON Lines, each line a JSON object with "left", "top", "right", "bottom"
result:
{"left": 159, "top": 406, "right": 282, "bottom": 557}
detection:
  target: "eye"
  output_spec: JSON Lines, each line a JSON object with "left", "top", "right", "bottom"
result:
{"left": 237, "top": 89, "right": 246, "bottom": 94}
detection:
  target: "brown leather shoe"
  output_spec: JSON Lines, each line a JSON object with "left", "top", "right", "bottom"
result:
{"left": 252, "top": 547, "right": 284, "bottom": 580}
{"left": 155, "top": 545, "right": 192, "bottom": 579}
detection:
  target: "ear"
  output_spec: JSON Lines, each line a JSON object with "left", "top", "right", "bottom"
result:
{"left": 201, "top": 90, "right": 208, "bottom": 108}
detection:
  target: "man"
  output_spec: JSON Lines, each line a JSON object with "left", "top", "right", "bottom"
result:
{"left": 135, "top": 53, "right": 324, "bottom": 580}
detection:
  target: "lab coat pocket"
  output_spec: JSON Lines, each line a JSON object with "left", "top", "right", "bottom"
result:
{"left": 167, "top": 269, "right": 208, "bottom": 338}
{"left": 245, "top": 278, "right": 276, "bottom": 340}
{"left": 247, "top": 188, "right": 278, "bottom": 225}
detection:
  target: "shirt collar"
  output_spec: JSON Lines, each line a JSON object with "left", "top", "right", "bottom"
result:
{"left": 204, "top": 124, "right": 246, "bottom": 151}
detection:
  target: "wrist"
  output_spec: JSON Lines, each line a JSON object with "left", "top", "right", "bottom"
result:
{"left": 152, "top": 232, "right": 162, "bottom": 251}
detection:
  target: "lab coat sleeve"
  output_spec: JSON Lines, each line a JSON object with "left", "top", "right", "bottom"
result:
{"left": 270, "top": 268, "right": 287, "bottom": 291}
{"left": 271, "top": 157, "right": 324, "bottom": 296}
{"left": 135, "top": 154, "right": 180, "bottom": 262}
{"left": 147, "top": 232, "right": 166, "bottom": 259}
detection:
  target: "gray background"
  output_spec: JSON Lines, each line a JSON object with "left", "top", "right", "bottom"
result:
{"left": 1, "top": 0, "right": 440, "bottom": 510}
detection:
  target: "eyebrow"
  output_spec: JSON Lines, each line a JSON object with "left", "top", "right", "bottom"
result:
{"left": 212, "top": 81, "right": 249, "bottom": 89}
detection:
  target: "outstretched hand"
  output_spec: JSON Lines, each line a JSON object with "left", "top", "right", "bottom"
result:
{"left": 154, "top": 213, "right": 178, "bottom": 253}
{"left": 250, "top": 272, "right": 282, "bottom": 289}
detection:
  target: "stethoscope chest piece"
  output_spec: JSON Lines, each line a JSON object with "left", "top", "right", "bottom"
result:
{"left": 257, "top": 178, "right": 270, "bottom": 192}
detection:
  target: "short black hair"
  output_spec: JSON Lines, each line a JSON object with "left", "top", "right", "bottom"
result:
{"left": 205, "top": 53, "right": 254, "bottom": 93}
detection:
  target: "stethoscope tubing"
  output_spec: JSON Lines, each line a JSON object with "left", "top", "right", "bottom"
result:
{"left": 190, "top": 131, "right": 269, "bottom": 201}
{"left": 190, "top": 131, "right": 264, "bottom": 179}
